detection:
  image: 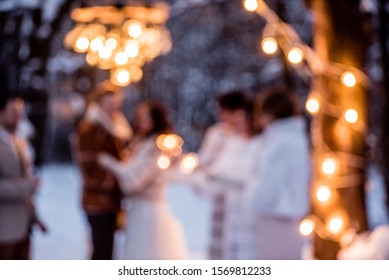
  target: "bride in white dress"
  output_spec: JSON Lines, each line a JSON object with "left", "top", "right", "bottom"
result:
{"left": 98, "top": 101, "right": 188, "bottom": 260}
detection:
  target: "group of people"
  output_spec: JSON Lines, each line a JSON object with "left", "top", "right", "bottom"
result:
{"left": 73, "top": 81, "right": 311, "bottom": 260}
{"left": 0, "top": 80, "right": 311, "bottom": 260}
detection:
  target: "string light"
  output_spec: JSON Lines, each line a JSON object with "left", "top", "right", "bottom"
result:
{"left": 344, "top": 109, "right": 359, "bottom": 124}
{"left": 90, "top": 36, "right": 104, "bottom": 51}
{"left": 157, "top": 154, "right": 171, "bottom": 169}
{"left": 98, "top": 46, "right": 112, "bottom": 60}
{"left": 287, "top": 47, "right": 303, "bottom": 64}
{"left": 305, "top": 97, "right": 320, "bottom": 114}
{"left": 328, "top": 216, "right": 344, "bottom": 234}
{"left": 114, "top": 52, "right": 129, "bottom": 65}
{"left": 316, "top": 184, "right": 332, "bottom": 202}
{"left": 321, "top": 157, "right": 338, "bottom": 175}
{"left": 244, "top": 0, "right": 259, "bottom": 11}
{"left": 341, "top": 71, "right": 357, "bottom": 88}
{"left": 127, "top": 21, "right": 144, "bottom": 39}
{"left": 111, "top": 68, "right": 131, "bottom": 86}
{"left": 106, "top": 37, "right": 119, "bottom": 50}
{"left": 75, "top": 37, "right": 89, "bottom": 52}
{"left": 261, "top": 37, "right": 278, "bottom": 55}
{"left": 243, "top": 0, "right": 369, "bottom": 244}
{"left": 65, "top": 4, "right": 171, "bottom": 87}
{"left": 179, "top": 153, "right": 199, "bottom": 174}
{"left": 299, "top": 218, "right": 315, "bottom": 236}
{"left": 163, "top": 135, "right": 179, "bottom": 150}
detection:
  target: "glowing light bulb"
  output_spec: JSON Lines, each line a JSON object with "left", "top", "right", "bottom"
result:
{"left": 115, "top": 52, "right": 129, "bottom": 65}
{"left": 105, "top": 37, "right": 118, "bottom": 50}
{"left": 129, "top": 66, "right": 143, "bottom": 83}
{"left": 316, "top": 185, "right": 332, "bottom": 202}
{"left": 299, "top": 219, "right": 315, "bottom": 236}
{"left": 163, "top": 135, "right": 178, "bottom": 150}
{"left": 341, "top": 71, "right": 357, "bottom": 88}
{"left": 86, "top": 51, "right": 98, "bottom": 66}
{"left": 305, "top": 97, "right": 320, "bottom": 114}
{"left": 115, "top": 69, "right": 131, "bottom": 85}
{"left": 244, "top": 0, "right": 259, "bottom": 12}
{"left": 90, "top": 37, "right": 104, "bottom": 51}
{"left": 128, "top": 22, "right": 143, "bottom": 38}
{"left": 179, "top": 153, "right": 199, "bottom": 175}
{"left": 322, "top": 158, "right": 337, "bottom": 175}
{"left": 344, "top": 109, "right": 358, "bottom": 124}
{"left": 261, "top": 37, "right": 278, "bottom": 55}
{"left": 328, "top": 216, "right": 344, "bottom": 234}
{"left": 98, "top": 46, "right": 112, "bottom": 60}
{"left": 75, "top": 37, "right": 89, "bottom": 52}
{"left": 288, "top": 47, "right": 303, "bottom": 64}
{"left": 125, "top": 40, "right": 140, "bottom": 58}
{"left": 157, "top": 155, "right": 171, "bottom": 169}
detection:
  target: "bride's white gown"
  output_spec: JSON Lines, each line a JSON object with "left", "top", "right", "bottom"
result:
{"left": 99, "top": 137, "right": 189, "bottom": 260}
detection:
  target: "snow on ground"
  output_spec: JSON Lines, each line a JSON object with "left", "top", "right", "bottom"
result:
{"left": 31, "top": 163, "right": 389, "bottom": 260}
{"left": 31, "top": 164, "right": 211, "bottom": 260}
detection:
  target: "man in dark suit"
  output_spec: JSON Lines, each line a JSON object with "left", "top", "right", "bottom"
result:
{"left": 0, "top": 93, "right": 44, "bottom": 259}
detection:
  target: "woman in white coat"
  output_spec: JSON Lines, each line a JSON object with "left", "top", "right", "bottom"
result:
{"left": 98, "top": 101, "right": 188, "bottom": 260}
{"left": 249, "top": 89, "right": 311, "bottom": 259}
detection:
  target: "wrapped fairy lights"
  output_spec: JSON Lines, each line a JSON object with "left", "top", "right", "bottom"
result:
{"left": 64, "top": 2, "right": 172, "bottom": 87}
{"left": 243, "top": 0, "right": 370, "bottom": 243}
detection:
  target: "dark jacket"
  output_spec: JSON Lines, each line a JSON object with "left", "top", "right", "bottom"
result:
{"left": 73, "top": 120, "right": 127, "bottom": 213}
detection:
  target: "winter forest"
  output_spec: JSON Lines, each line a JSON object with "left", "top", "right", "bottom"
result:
{"left": 1, "top": 0, "right": 389, "bottom": 260}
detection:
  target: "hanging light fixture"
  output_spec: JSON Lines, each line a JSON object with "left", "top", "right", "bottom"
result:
{"left": 64, "top": 1, "right": 172, "bottom": 87}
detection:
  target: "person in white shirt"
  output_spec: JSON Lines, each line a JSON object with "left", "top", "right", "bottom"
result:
{"left": 190, "top": 91, "right": 262, "bottom": 259}
{"left": 249, "top": 88, "right": 311, "bottom": 259}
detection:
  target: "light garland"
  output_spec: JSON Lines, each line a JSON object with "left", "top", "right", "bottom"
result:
{"left": 244, "top": 0, "right": 369, "bottom": 247}
{"left": 65, "top": 3, "right": 172, "bottom": 87}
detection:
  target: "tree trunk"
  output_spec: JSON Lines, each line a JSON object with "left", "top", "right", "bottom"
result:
{"left": 308, "top": 0, "right": 369, "bottom": 259}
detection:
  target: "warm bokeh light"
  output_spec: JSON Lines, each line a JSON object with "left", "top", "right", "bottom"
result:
{"left": 129, "top": 66, "right": 143, "bottom": 83}
{"left": 244, "top": 0, "right": 259, "bottom": 11}
{"left": 316, "top": 185, "right": 332, "bottom": 203}
{"left": 322, "top": 157, "right": 337, "bottom": 175}
{"left": 128, "top": 22, "right": 143, "bottom": 38}
{"left": 90, "top": 37, "right": 104, "bottom": 51}
{"left": 115, "top": 52, "right": 129, "bottom": 65}
{"left": 287, "top": 47, "right": 303, "bottom": 64}
{"left": 125, "top": 40, "right": 140, "bottom": 58}
{"left": 163, "top": 135, "right": 178, "bottom": 150}
{"left": 261, "top": 37, "right": 278, "bottom": 55}
{"left": 65, "top": 4, "right": 171, "bottom": 87}
{"left": 328, "top": 216, "right": 344, "bottom": 234}
{"left": 341, "top": 71, "right": 357, "bottom": 88}
{"left": 98, "top": 46, "right": 112, "bottom": 60}
{"left": 157, "top": 155, "right": 171, "bottom": 169}
{"left": 179, "top": 153, "right": 199, "bottom": 175}
{"left": 86, "top": 51, "right": 98, "bottom": 66}
{"left": 299, "top": 218, "right": 315, "bottom": 236}
{"left": 344, "top": 109, "right": 358, "bottom": 124}
{"left": 75, "top": 37, "right": 89, "bottom": 52}
{"left": 116, "top": 69, "right": 131, "bottom": 84}
{"left": 305, "top": 97, "right": 320, "bottom": 114}
{"left": 105, "top": 37, "right": 118, "bottom": 50}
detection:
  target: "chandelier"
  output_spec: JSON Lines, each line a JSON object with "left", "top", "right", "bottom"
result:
{"left": 64, "top": 1, "right": 172, "bottom": 87}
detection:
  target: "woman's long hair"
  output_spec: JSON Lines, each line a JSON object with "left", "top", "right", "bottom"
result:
{"left": 132, "top": 100, "right": 172, "bottom": 138}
